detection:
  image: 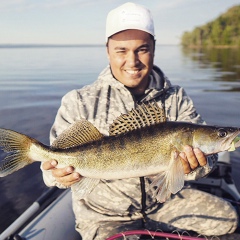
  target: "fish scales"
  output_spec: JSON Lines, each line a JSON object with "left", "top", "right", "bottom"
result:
{"left": 29, "top": 122, "right": 237, "bottom": 177}
{"left": 0, "top": 102, "right": 240, "bottom": 202}
{"left": 53, "top": 125, "right": 167, "bottom": 177}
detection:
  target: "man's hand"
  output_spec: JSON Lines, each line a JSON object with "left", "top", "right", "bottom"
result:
{"left": 42, "top": 160, "right": 81, "bottom": 187}
{"left": 179, "top": 145, "right": 207, "bottom": 174}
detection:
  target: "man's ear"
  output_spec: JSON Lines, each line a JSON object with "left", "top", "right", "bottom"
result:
{"left": 106, "top": 40, "right": 110, "bottom": 59}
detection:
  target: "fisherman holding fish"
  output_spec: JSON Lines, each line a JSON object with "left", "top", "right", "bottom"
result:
{"left": 40, "top": 2, "right": 238, "bottom": 240}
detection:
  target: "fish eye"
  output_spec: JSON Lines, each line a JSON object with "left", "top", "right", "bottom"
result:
{"left": 218, "top": 129, "right": 228, "bottom": 138}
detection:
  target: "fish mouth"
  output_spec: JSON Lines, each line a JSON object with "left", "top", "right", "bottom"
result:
{"left": 235, "top": 138, "right": 240, "bottom": 148}
{"left": 228, "top": 133, "right": 240, "bottom": 152}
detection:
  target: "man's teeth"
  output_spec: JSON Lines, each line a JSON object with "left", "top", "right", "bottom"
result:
{"left": 126, "top": 70, "right": 139, "bottom": 74}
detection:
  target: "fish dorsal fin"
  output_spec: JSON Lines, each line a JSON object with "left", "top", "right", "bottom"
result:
{"left": 109, "top": 102, "right": 166, "bottom": 136}
{"left": 51, "top": 119, "right": 103, "bottom": 149}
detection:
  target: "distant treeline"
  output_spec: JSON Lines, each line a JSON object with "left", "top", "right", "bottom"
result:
{"left": 181, "top": 5, "right": 240, "bottom": 48}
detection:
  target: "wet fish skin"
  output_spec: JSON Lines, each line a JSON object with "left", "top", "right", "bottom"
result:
{"left": 24, "top": 122, "right": 240, "bottom": 178}
{"left": 0, "top": 103, "right": 239, "bottom": 202}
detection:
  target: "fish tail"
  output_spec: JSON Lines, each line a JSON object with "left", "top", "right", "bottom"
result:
{"left": 0, "top": 128, "right": 40, "bottom": 177}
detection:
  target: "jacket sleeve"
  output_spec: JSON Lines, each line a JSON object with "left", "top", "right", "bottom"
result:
{"left": 174, "top": 86, "right": 218, "bottom": 180}
{"left": 41, "top": 90, "right": 82, "bottom": 188}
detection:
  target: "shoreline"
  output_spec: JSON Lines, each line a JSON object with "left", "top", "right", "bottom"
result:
{"left": 182, "top": 45, "right": 240, "bottom": 49}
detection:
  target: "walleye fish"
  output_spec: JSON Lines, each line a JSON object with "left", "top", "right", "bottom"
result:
{"left": 0, "top": 102, "right": 239, "bottom": 202}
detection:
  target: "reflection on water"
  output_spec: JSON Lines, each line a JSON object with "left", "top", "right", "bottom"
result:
{"left": 181, "top": 47, "right": 240, "bottom": 92}
{"left": 0, "top": 46, "right": 108, "bottom": 233}
{"left": 0, "top": 45, "right": 239, "bottom": 233}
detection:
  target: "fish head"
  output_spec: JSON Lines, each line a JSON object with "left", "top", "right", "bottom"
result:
{"left": 192, "top": 125, "right": 240, "bottom": 155}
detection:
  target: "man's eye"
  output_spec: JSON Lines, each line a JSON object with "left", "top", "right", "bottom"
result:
{"left": 138, "top": 48, "right": 148, "bottom": 53}
{"left": 116, "top": 50, "right": 125, "bottom": 54}
{"left": 115, "top": 48, "right": 126, "bottom": 53}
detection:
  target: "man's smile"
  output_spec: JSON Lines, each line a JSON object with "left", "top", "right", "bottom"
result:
{"left": 125, "top": 69, "right": 140, "bottom": 75}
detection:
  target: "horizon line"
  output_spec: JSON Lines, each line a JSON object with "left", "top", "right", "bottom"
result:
{"left": 0, "top": 43, "right": 179, "bottom": 48}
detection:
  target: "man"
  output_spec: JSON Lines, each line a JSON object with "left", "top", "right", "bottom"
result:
{"left": 41, "top": 2, "right": 238, "bottom": 239}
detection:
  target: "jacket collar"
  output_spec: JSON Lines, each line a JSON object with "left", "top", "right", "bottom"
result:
{"left": 98, "top": 65, "right": 172, "bottom": 102}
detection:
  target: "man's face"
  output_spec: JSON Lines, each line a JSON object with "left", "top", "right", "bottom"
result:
{"left": 107, "top": 29, "right": 155, "bottom": 95}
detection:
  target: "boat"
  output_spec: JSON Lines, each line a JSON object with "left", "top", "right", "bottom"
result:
{"left": 0, "top": 187, "right": 79, "bottom": 240}
{"left": 1, "top": 152, "right": 240, "bottom": 240}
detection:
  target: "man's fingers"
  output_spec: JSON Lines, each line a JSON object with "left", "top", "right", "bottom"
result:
{"left": 179, "top": 145, "right": 207, "bottom": 174}
{"left": 52, "top": 166, "right": 74, "bottom": 178}
{"left": 42, "top": 160, "right": 58, "bottom": 170}
{"left": 52, "top": 166, "right": 81, "bottom": 187}
{"left": 179, "top": 152, "right": 191, "bottom": 174}
{"left": 42, "top": 160, "right": 81, "bottom": 187}
{"left": 183, "top": 145, "right": 199, "bottom": 170}
{"left": 55, "top": 172, "right": 81, "bottom": 187}
{"left": 193, "top": 148, "right": 207, "bottom": 166}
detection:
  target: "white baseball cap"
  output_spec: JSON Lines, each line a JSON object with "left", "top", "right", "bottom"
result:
{"left": 106, "top": 2, "right": 155, "bottom": 42}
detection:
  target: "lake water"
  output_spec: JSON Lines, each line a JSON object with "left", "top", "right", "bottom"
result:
{"left": 0, "top": 45, "right": 239, "bottom": 233}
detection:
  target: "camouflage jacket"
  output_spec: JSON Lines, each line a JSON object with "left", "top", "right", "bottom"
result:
{"left": 41, "top": 65, "right": 216, "bottom": 230}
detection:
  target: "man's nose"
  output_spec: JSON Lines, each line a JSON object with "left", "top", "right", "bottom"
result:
{"left": 127, "top": 51, "right": 140, "bottom": 67}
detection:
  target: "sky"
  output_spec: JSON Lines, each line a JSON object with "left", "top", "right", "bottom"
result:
{"left": 0, "top": 0, "right": 240, "bottom": 45}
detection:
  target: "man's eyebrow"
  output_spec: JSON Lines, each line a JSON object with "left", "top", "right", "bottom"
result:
{"left": 137, "top": 44, "right": 150, "bottom": 49}
{"left": 114, "top": 46, "right": 127, "bottom": 50}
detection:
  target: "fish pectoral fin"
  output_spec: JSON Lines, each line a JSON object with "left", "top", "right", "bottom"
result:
{"left": 51, "top": 120, "right": 103, "bottom": 149}
{"left": 150, "top": 172, "right": 169, "bottom": 202}
{"left": 168, "top": 152, "right": 185, "bottom": 194}
{"left": 150, "top": 151, "right": 185, "bottom": 203}
{"left": 71, "top": 177, "right": 100, "bottom": 199}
